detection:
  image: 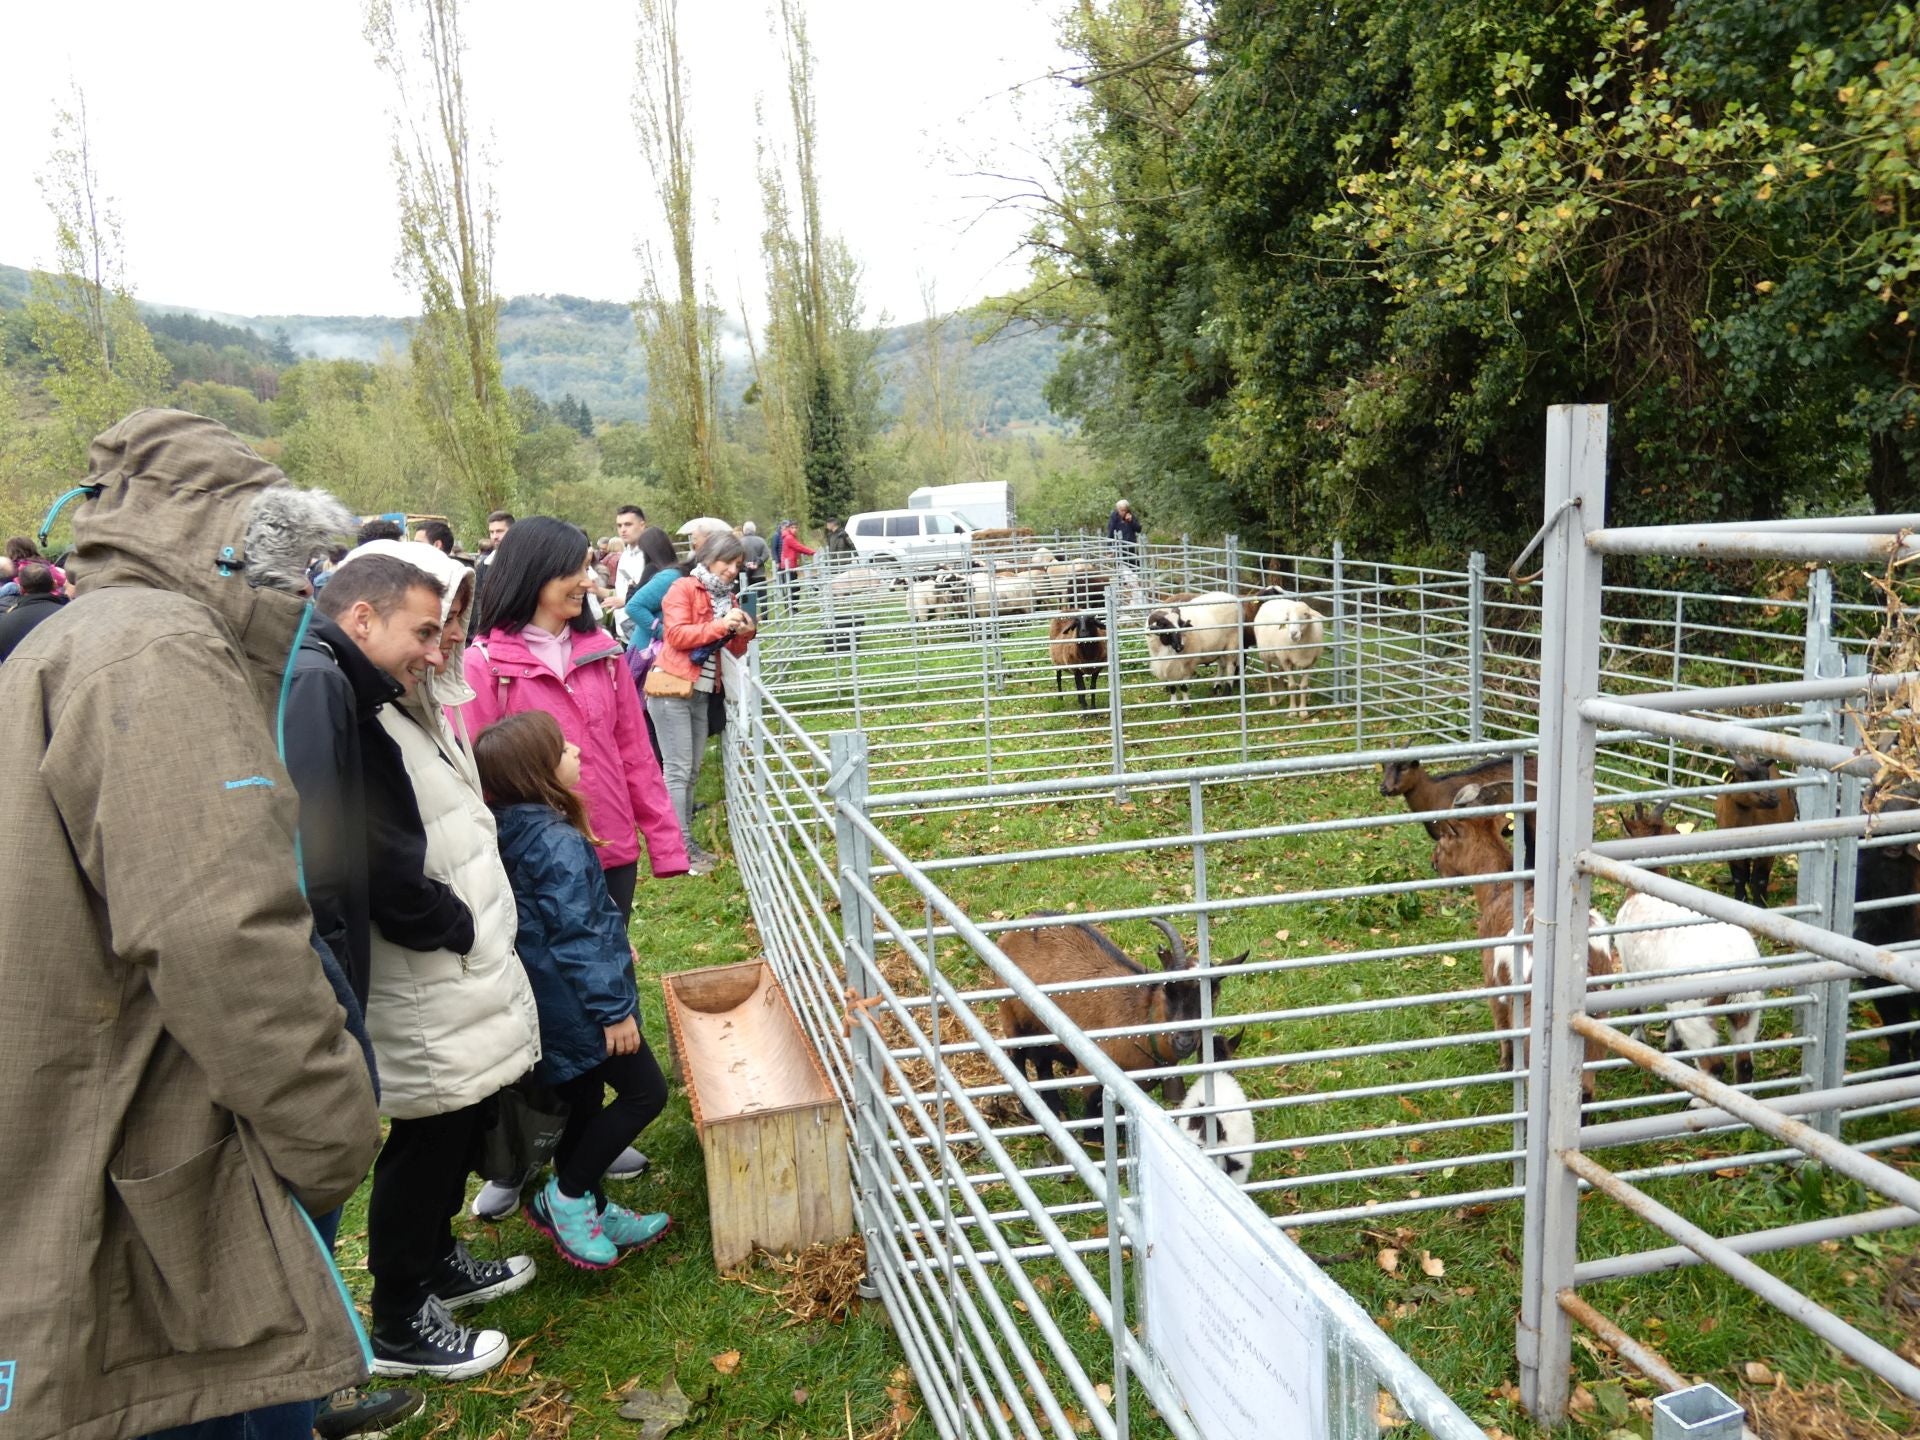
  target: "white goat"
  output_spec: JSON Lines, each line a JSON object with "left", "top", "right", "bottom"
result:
{"left": 1144, "top": 592, "right": 1244, "bottom": 699}
{"left": 1615, "top": 802, "right": 1764, "bottom": 1086}
{"left": 1250, "top": 597, "right": 1326, "bottom": 714}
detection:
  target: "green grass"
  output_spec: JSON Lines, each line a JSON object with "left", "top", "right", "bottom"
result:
{"left": 330, "top": 762, "right": 935, "bottom": 1440}
{"left": 335, "top": 590, "right": 1918, "bottom": 1440}
{"left": 748, "top": 600, "right": 1920, "bottom": 1440}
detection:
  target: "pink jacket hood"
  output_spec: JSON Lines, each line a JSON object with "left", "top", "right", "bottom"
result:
{"left": 459, "top": 625, "right": 688, "bottom": 878}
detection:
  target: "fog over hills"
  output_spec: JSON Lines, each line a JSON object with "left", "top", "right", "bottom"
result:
{"left": 0, "top": 263, "right": 1068, "bottom": 432}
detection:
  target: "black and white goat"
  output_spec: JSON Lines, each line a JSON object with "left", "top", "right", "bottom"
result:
{"left": 1164, "top": 1028, "right": 1255, "bottom": 1183}
{"left": 1614, "top": 801, "right": 1763, "bottom": 1086}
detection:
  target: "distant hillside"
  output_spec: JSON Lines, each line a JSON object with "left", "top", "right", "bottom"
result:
{"left": 0, "top": 262, "right": 1069, "bottom": 431}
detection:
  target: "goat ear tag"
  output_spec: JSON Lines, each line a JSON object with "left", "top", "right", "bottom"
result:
{"left": 1675, "top": 822, "right": 1696, "bottom": 834}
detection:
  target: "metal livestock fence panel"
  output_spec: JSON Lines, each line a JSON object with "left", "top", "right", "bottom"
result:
{"left": 719, "top": 513, "right": 1920, "bottom": 1436}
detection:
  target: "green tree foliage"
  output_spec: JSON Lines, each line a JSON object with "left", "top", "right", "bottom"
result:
{"left": 26, "top": 89, "right": 170, "bottom": 480}
{"left": 1015, "top": 0, "right": 1920, "bottom": 564}
{"left": 366, "top": 0, "right": 519, "bottom": 525}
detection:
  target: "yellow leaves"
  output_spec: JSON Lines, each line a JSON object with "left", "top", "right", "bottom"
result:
{"left": 1419, "top": 1250, "right": 1446, "bottom": 1278}
{"left": 1377, "top": 1247, "right": 1402, "bottom": 1275}
{"left": 710, "top": 1349, "right": 742, "bottom": 1374}
{"left": 1838, "top": 84, "right": 1857, "bottom": 104}
{"left": 1755, "top": 280, "right": 1776, "bottom": 294}
{"left": 1755, "top": 181, "right": 1774, "bottom": 200}
{"left": 1760, "top": 162, "right": 1779, "bottom": 178}
{"left": 1586, "top": 163, "right": 1605, "bottom": 181}
{"left": 1376, "top": 1391, "right": 1410, "bottom": 1428}
{"left": 1555, "top": 204, "right": 1573, "bottom": 220}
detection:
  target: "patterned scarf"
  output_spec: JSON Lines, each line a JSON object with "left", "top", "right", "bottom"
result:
{"left": 690, "top": 562, "right": 735, "bottom": 617}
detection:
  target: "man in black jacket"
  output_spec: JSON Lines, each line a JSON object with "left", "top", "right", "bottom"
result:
{"left": 0, "top": 563, "right": 68, "bottom": 662}
{"left": 284, "top": 553, "right": 469, "bottom": 1011}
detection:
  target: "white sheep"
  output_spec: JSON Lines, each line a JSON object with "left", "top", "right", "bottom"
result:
{"left": 1144, "top": 592, "right": 1244, "bottom": 699}
{"left": 968, "top": 567, "right": 1036, "bottom": 618}
{"left": 1250, "top": 597, "right": 1326, "bottom": 714}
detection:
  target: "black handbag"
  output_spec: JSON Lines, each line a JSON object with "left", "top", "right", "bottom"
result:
{"left": 476, "top": 1076, "right": 570, "bottom": 1182}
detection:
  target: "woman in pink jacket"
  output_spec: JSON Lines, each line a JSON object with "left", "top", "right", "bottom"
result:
{"left": 461, "top": 517, "right": 688, "bottom": 920}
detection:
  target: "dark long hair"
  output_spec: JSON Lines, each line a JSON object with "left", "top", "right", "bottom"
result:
{"left": 473, "top": 711, "right": 604, "bottom": 844}
{"left": 472, "top": 516, "right": 597, "bottom": 636}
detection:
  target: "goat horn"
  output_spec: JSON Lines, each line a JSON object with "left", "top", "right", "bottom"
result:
{"left": 1652, "top": 798, "right": 1671, "bottom": 821}
{"left": 1148, "top": 917, "right": 1188, "bottom": 969}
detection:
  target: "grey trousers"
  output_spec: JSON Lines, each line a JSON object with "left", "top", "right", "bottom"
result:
{"left": 646, "top": 690, "right": 711, "bottom": 846}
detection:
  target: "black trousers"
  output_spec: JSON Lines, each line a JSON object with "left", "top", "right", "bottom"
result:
{"left": 367, "top": 1098, "right": 491, "bottom": 1324}
{"left": 552, "top": 1044, "right": 668, "bottom": 1203}
{"left": 602, "top": 860, "right": 638, "bottom": 927}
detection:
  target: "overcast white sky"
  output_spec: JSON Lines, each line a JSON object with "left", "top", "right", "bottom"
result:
{"left": 0, "top": 0, "right": 1073, "bottom": 325}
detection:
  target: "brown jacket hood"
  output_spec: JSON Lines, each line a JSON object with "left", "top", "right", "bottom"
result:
{"left": 66, "top": 409, "right": 318, "bottom": 701}
{"left": 0, "top": 409, "right": 381, "bottom": 1438}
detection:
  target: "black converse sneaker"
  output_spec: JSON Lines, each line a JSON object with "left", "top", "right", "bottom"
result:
{"left": 370, "top": 1296, "right": 509, "bottom": 1379}
{"left": 430, "top": 1239, "right": 536, "bottom": 1310}
{"left": 313, "top": 1386, "right": 427, "bottom": 1440}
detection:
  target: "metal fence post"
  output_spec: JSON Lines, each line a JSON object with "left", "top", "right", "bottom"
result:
{"left": 1331, "top": 539, "right": 1348, "bottom": 707}
{"left": 1795, "top": 569, "right": 1851, "bottom": 1131}
{"left": 1225, "top": 532, "right": 1240, "bottom": 596}
{"left": 1106, "top": 575, "right": 1128, "bottom": 801}
{"left": 1468, "top": 552, "right": 1486, "bottom": 743}
{"left": 828, "top": 731, "right": 886, "bottom": 1295}
{"left": 1517, "top": 404, "right": 1609, "bottom": 1426}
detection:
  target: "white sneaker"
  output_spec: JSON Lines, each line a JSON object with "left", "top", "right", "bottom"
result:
{"left": 607, "top": 1146, "right": 650, "bottom": 1179}
{"left": 470, "top": 1177, "right": 524, "bottom": 1221}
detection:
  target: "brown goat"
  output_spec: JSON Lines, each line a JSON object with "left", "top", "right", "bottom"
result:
{"left": 997, "top": 915, "right": 1249, "bottom": 1119}
{"left": 1048, "top": 613, "right": 1108, "bottom": 711}
{"left": 1713, "top": 754, "right": 1797, "bottom": 906}
{"left": 1431, "top": 811, "right": 1616, "bottom": 1099}
{"left": 1382, "top": 754, "right": 1540, "bottom": 861}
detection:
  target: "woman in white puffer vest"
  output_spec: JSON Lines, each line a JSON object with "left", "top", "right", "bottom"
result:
{"left": 336, "top": 540, "right": 545, "bottom": 1367}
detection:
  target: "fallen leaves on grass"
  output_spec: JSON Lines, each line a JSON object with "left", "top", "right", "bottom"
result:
{"left": 1745, "top": 1360, "right": 1778, "bottom": 1386}
{"left": 617, "top": 1377, "right": 695, "bottom": 1440}
{"left": 1419, "top": 1250, "right": 1445, "bottom": 1277}
{"left": 1744, "top": 1378, "right": 1915, "bottom": 1440}
{"left": 511, "top": 1380, "right": 575, "bottom": 1440}
{"left": 710, "top": 1349, "right": 742, "bottom": 1375}
{"left": 1375, "top": 1390, "right": 1409, "bottom": 1428}
{"left": 855, "top": 1367, "right": 919, "bottom": 1440}
{"left": 1376, "top": 1247, "right": 1401, "bottom": 1275}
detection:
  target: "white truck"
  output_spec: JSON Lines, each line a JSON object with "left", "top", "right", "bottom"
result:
{"left": 907, "top": 481, "right": 1013, "bottom": 532}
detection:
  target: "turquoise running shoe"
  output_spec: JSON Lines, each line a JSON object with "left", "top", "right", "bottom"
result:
{"left": 527, "top": 1179, "right": 618, "bottom": 1269}
{"left": 598, "top": 1201, "right": 671, "bottom": 1251}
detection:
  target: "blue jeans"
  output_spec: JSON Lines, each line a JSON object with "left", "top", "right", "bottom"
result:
{"left": 135, "top": 1207, "right": 345, "bottom": 1440}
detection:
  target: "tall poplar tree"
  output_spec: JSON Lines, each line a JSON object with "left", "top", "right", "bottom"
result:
{"left": 365, "top": 0, "right": 517, "bottom": 522}
{"left": 755, "top": 0, "right": 877, "bottom": 526}
{"left": 634, "top": 0, "right": 719, "bottom": 512}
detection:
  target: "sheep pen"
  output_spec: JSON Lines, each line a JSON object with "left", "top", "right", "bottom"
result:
{"left": 726, "top": 534, "right": 1920, "bottom": 1440}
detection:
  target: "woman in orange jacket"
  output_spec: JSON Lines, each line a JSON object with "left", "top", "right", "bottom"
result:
{"left": 645, "top": 530, "right": 755, "bottom": 874}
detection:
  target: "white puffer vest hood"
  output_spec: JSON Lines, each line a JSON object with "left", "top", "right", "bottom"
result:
{"left": 337, "top": 540, "right": 541, "bottom": 1118}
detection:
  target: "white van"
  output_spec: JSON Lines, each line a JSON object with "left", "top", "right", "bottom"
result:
{"left": 845, "top": 508, "right": 975, "bottom": 567}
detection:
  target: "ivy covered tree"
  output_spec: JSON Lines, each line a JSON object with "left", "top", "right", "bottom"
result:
{"left": 1009, "top": 0, "right": 1919, "bottom": 566}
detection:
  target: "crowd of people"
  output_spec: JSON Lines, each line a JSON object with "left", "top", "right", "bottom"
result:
{"left": 0, "top": 411, "right": 780, "bottom": 1440}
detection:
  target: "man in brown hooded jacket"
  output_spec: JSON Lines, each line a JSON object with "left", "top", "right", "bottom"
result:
{"left": 0, "top": 410, "right": 383, "bottom": 1440}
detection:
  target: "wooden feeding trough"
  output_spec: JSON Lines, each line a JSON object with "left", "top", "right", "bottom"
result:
{"left": 662, "top": 960, "right": 854, "bottom": 1271}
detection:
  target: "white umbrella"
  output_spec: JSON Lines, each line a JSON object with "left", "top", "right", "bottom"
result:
{"left": 677, "top": 516, "right": 732, "bottom": 536}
